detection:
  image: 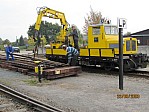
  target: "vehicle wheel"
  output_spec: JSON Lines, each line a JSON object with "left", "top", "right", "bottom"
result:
{"left": 104, "top": 66, "right": 112, "bottom": 71}
{"left": 104, "top": 63, "right": 114, "bottom": 71}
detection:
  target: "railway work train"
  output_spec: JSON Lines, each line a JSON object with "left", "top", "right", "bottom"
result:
{"left": 34, "top": 7, "right": 148, "bottom": 71}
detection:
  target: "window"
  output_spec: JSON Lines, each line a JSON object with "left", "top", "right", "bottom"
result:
{"left": 94, "top": 37, "right": 98, "bottom": 42}
{"left": 92, "top": 27, "right": 100, "bottom": 35}
{"left": 105, "top": 26, "right": 118, "bottom": 35}
{"left": 126, "top": 40, "right": 136, "bottom": 51}
{"left": 109, "top": 44, "right": 119, "bottom": 48}
{"left": 132, "top": 40, "right": 136, "bottom": 51}
{"left": 126, "top": 40, "right": 130, "bottom": 51}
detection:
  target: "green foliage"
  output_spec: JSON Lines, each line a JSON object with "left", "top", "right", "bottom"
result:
{"left": 19, "top": 35, "right": 25, "bottom": 46}
{"left": 24, "top": 37, "right": 28, "bottom": 45}
{"left": 23, "top": 77, "right": 38, "bottom": 86}
{"left": 3, "top": 39, "right": 10, "bottom": 45}
{"left": 19, "top": 46, "right": 26, "bottom": 50}
{"left": 27, "top": 24, "right": 35, "bottom": 37}
{"left": 16, "top": 39, "right": 19, "bottom": 46}
{"left": 27, "top": 21, "right": 84, "bottom": 47}
{"left": 26, "top": 45, "right": 34, "bottom": 51}
{"left": 0, "top": 45, "right": 4, "bottom": 50}
{"left": 11, "top": 42, "right": 16, "bottom": 46}
{"left": 0, "top": 38, "right": 2, "bottom": 44}
{"left": 28, "top": 36, "right": 35, "bottom": 46}
{"left": 27, "top": 21, "right": 61, "bottom": 44}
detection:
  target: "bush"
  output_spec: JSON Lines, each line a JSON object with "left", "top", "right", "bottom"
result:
{"left": 0, "top": 45, "right": 4, "bottom": 51}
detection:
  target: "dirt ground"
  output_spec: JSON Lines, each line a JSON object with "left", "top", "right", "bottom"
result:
{"left": 0, "top": 68, "right": 149, "bottom": 112}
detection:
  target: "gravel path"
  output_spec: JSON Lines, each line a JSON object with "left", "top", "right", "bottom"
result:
{"left": 0, "top": 68, "right": 149, "bottom": 112}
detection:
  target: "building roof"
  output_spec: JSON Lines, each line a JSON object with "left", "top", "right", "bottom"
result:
{"left": 130, "top": 29, "right": 149, "bottom": 37}
{"left": 90, "top": 24, "right": 117, "bottom": 27}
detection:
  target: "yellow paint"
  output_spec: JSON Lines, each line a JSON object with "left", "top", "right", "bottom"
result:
{"left": 53, "top": 49, "right": 67, "bottom": 55}
{"left": 46, "top": 48, "right": 52, "bottom": 54}
{"left": 45, "top": 23, "right": 138, "bottom": 59}
{"left": 80, "top": 49, "right": 89, "bottom": 56}
{"left": 35, "top": 67, "right": 38, "bottom": 73}
{"left": 90, "top": 49, "right": 100, "bottom": 56}
{"left": 35, "top": 7, "right": 68, "bottom": 43}
{"left": 34, "top": 61, "right": 41, "bottom": 64}
{"left": 101, "top": 49, "right": 114, "bottom": 57}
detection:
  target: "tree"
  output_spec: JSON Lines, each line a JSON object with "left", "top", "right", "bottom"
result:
{"left": 83, "top": 6, "right": 111, "bottom": 34}
{"left": 123, "top": 32, "right": 131, "bottom": 37}
{"left": 0, "top": 38, "right": 3, "bottom": 44}
{"left": 83, "top": 6, "right": 102, "bottom": 34}
{"left": 16, "top": 39, "right": 19, "bottom": 46}
{"left": 19, "top": 35, "right": 24, "bottom": 46}
{"left": 24, "top": 37, "right": 28, "bottom": 45}
{"left": 3, "top": 39, "right": 10, "bottom": 45}
{"left": 28, "top": 36, "right": 35, "bottom": 46}
{"left": 27, "top": 21, "right": 61, "bottom": 44}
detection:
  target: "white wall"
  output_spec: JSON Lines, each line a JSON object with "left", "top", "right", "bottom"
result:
{"left": 138, "top": 46, "right": 149, "bottom": 56}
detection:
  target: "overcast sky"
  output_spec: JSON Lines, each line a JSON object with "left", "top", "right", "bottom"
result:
{"left": 0, "top": 0, "right": 149, "bottom": 42}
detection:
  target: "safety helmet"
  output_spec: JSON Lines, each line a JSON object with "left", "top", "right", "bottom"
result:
{"left": 62, "top": 45, "right": 67, "bottom": 49}
{"left": 45, "top": 44, "right": 51, "bottom": 48}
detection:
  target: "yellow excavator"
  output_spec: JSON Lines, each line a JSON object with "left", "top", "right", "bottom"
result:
{"left": 34, "top": 6, "right": 72, "bottom": 50}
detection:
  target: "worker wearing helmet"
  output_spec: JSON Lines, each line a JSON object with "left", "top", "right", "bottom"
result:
{"left": 62, "top": 45, "right": 79, "bottom": 66}
{"left": 68, "top": 25, "right": 79, "bottom": 50}
{"left": 5, "top": 44, "right": 14, "bottom": 61}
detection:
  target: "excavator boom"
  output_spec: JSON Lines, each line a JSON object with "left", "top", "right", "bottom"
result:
{"left": 35, "top": 7, "right": 68, "bottom": 42}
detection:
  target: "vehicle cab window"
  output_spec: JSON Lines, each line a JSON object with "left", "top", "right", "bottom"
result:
{"left": 105, "top": 26, "right": 118, "bottom": 35}
{"left": 92, "top": 27, "right": 100, "bottom": 35}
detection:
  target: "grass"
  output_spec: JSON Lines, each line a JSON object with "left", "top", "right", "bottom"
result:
{"left": 12, "top": 45, "right": 34, "bottom": 51}
{"left": 23, "top": 76, "right": 39, "bottom": 86}
{"left": 23, "top": 76, "right": 50, "bottom": 86}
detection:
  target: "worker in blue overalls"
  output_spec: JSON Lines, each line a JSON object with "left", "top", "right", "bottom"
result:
{"left": 62, "top": 45, "right": 79, "bottom": 66}
{"left": 5, "top": 44, "right": 14, "bottom": 61}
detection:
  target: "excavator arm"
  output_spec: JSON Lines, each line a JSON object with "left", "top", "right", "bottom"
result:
{"left": 34, "top": 7, "right": 69, "bottom": 42}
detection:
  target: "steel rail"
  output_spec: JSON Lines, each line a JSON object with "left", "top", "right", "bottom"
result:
{"left": 82, "top": 66, "right": 149, "bottom": 79}
{"left": 0, "top": 83, "right": 64, "bottom": 112}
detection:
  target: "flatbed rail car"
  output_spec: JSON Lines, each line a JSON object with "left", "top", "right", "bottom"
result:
{"left": 45, "top": 24, "right": 148, "bottom": 71}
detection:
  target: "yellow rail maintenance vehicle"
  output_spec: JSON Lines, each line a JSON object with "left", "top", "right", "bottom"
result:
{"left": 46, "top": 24, "right": 148, "bottom": 71}
{"left": 34, "top": 7, "right": 148, "bottom": 71}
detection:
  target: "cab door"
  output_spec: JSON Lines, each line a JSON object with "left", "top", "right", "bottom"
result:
{"left": 88, "top": 26, "right": 105, "bottom": 48}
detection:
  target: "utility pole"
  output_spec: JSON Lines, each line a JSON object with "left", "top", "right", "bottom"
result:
{"left": 118, "top": 18, "right": 127, "bottom": 90}
{"left": 119, "top": 28, "right": 123, "bottom": 90}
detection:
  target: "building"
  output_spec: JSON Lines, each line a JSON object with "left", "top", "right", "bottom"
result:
{"left": 128, "top": 29, "right": 149, "bottom": 57}
{"left": 130, "top": 29, "right": 149, "bottom": 46}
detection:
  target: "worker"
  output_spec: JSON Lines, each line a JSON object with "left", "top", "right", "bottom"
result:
{"left": 62, "top": 45, "right": 79, "bottom": 66}
{"left": 5, "top": 44, "right": 14, "bottom": 61}
{"left": 68, "top": 25, "right": 79, "bottom": 50}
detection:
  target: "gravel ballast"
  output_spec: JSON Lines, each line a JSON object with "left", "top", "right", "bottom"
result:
{"left": 0, "top": 68, "right": 149, "bottom": 112}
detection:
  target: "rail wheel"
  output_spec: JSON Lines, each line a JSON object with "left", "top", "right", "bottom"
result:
{"left": 103, "top": 62, "right": 114, "bottom": 71}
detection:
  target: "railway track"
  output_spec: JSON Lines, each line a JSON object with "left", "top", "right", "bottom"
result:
{"left": 82, "top": 65, "right": 149, "bottom": 79}
{"left": 0, "top": 83, "right": 64, "bottom": 112}
{"left": 0, "top": 94, "right": 29, "bottom": 112}
{"left": 0, "top": 54, "right": 81, "bottom": 80}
